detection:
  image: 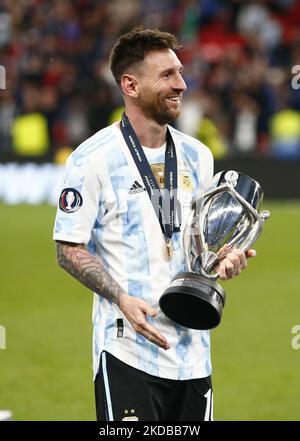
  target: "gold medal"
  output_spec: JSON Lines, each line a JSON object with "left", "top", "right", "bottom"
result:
{"left": 150, "top": 163, "right": 165, "bottom": 189}
{"left": 166, "top": 240, "right": 173, "bottom": 260}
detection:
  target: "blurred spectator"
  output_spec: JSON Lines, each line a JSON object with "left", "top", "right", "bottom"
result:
{"left": 1, "top": 0, "right": 300, "bottom": 160}
{"left": 178, "top": 90, "right": 228, "bottom": 159}
{"left": 0, "top": 81, "right": 15, "bottom": 152}
{"left": 269, "top": 108, "right": 300, "bottom": 159}
{"left": 197, "top": 117, "right": 227, "bottom": 159}
{"left": 236, "top": 0, "right": 282, "bottom": 50}
{"left": 231, "top": 92, "right": 260, "bottom": 155}
{"left": 11, "top": 81, "right": 50, "bottom": 156}
{"left": 0, "top": 6, "right": 11, "bottom": 47}
{"left": 177, "top": 92, "right": 204, "bottom": 138}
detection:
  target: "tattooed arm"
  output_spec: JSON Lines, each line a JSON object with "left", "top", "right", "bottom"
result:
{"left": 55, "top": 241, "right": 170, "bottom": 349}
{"left": 56, "top": 241, "right": 125, "bottom": 306}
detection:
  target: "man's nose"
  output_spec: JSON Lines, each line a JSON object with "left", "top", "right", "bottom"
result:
{"left": 173, "top": 73, "right": 187, "bottom": 92}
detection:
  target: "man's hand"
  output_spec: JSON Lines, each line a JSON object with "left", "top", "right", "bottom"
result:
{"left": 56, "top": 241, "right": 170, "bottom": 350}
{"left": 215, "top": 248, "right": 256, "bottom": 281}
{"left": 119, "top": 293, "right": 170, "bottom": 350}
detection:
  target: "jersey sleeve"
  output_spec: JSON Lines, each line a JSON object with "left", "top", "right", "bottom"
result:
{"left": 53, "top": 153, "right": 101, "bottom": 244}
{"left": 196, "top": 140, "right": 214, "bottom": 195}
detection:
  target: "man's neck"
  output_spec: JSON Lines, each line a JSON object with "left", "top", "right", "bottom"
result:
{"left": 124, "top": 108, "right": 167, "bottom": 148}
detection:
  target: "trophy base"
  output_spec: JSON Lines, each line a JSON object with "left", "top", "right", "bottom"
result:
{"left": 159, "top": 272, "right": 226, "bottom": 330}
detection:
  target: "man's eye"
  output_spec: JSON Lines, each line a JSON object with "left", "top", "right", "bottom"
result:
{"left": 163, "top": 73, "right": 170, "bottom": 79}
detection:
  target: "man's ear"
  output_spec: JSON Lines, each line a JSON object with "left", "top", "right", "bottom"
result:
{"left": 121, "top": 74, "right": 139, "bottom": 98}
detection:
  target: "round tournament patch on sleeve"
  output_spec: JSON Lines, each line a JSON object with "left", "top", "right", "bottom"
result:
{"left": 59, "top": 188, "right": 83, "bottom": 213}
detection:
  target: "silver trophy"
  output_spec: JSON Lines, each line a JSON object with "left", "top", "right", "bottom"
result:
{"left": 159, "top": 170, "right": 270, "bottom": 330}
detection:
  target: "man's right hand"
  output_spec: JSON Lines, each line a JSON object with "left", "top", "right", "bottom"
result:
{"left": 119, "top": 293, "right": 170, "bottom": 350}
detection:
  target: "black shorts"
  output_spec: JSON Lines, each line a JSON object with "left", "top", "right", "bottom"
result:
{"left": 94, "top": 351, "right": 213, "bottom": 421}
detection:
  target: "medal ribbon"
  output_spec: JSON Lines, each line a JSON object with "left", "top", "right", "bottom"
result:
{"left": 120, "top": 112, "right": 181, "bottom": 243}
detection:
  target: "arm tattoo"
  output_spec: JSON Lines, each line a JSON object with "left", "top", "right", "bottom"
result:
{"left": 56, "top": 241, "right": 125, "bottom": 305}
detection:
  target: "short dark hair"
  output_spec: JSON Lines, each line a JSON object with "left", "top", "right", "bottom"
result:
{"left": 110, "top": 28, "right": 181, "bottom": 85}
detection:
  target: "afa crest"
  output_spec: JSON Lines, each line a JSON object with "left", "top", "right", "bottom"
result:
{"left": 180, "top": 173, "right": 193, "bottom": 192}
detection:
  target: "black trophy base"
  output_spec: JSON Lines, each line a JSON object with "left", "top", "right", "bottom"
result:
{"left": 159, "top": 272, "right": 226, "bottom": 330}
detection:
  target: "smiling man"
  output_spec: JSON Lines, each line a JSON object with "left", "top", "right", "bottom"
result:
{"left": 53, "top": 28, "right": 254, "bottom": 421}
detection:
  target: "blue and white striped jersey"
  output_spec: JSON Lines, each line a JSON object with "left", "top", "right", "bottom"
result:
{"left": 53, "top": 122, "right": 214, "bottom": 380}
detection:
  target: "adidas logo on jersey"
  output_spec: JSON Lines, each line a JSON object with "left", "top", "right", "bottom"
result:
{"left": 129, "top": 180, "right": 146, "bottom": 195}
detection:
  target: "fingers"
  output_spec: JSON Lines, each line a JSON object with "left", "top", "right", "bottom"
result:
{"left": 135, "top": 318, "right": 170, "bottom": 350}
{"left": 142, "top": 304, "right": 157, "bottom": 318}
{"left": 120, "top": 297, "right": 170, "bottom": 350}
{"left": 218, "top": 259, "right": 233, "bottom": 280}
{"left": 232, "top": 248, "right": 247, "bottom": 272}
{"left": 218, "top": 248, "right": 250, "bottom": 281}
{"left": 246, "top": 249, "right": 256, "bottom": 258}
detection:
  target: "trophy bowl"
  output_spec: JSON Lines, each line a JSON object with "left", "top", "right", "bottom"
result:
{"left": 159, "top": 170, "right": 270, "bottom": 330}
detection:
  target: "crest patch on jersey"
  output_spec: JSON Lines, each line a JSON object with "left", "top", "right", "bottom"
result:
{"left": 180, "top": 173, "right": 193, "bottom": 192}
{"left": 59, "top": 188, "right": 83, "bottom": 213}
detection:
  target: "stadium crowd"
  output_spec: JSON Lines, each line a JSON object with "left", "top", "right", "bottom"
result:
{"left": 1, "top": 0, "right": 300, "bottom": 161}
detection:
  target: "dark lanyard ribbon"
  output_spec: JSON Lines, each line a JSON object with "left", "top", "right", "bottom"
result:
{"left": 120, "top": 112, "right": 181, "bottom": 242}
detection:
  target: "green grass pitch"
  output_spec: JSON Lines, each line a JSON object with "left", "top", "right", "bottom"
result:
{"left": 0, "top": 201, "right": 299, "bottom": 420}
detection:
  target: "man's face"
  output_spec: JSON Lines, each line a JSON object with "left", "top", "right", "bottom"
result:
{"left": 135, "top": 49, "right": 187, "bottom": 125}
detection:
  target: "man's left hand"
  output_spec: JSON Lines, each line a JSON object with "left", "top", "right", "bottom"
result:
{"left": 215, "top": 248, "right": 256, "bottom": 281}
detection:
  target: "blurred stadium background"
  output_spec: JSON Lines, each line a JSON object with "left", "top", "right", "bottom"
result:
{"left": 1, "top": 0, "right": 300, "bottom": 421}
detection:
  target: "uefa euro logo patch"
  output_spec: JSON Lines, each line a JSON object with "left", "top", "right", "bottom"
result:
{"left": 59, "top": 188, "right": 83, "bottom": 213}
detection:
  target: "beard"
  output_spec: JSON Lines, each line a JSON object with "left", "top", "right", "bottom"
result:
{"left": 138, "top": 92, "right": 181, "bottom": 125}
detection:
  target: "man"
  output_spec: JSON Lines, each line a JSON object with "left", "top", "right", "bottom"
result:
{"left": 53, "top": 28, "right": 255, "bottom": 421}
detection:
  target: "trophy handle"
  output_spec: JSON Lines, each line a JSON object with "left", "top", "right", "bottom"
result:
{"left": 219, "top": 184, "right": 270, "bottom": 252}
{"left": 182, "top": 203, "right": 219, "bottom": 279}
{"left": 183, "top": 206, "right": 202, "bottom": 273}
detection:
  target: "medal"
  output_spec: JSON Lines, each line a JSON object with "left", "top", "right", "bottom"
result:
{"left": 166, "top": 240, "right": 173, "bottom": 260}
